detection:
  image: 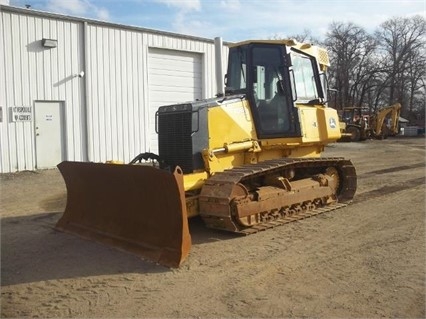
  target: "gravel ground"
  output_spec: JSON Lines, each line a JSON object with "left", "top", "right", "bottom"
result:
{"left": 1, "top": 136, "right": 425, "bottom": 318}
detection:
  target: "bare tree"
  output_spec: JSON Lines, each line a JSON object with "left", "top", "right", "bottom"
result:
{"left": 287, "top": 29, "right": 321, "bottom": 44}
{"left": 375, "top": 15, "right": 426, "bottom": 117}
{"left": 324, "top": 22, "right": 377, "bottom": 110}
{"left": 270, "top": 29, "right": 320, "bottom": 44}
{"left": 406, "top": 49, "right": 426, "bottom": 118}
{"left": 271, "top": 16, "right": 426, "bottom": 123}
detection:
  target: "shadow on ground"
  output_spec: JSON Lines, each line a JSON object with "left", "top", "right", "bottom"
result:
{"left": 1, "top": 212, "right": 234, "bottom": 286}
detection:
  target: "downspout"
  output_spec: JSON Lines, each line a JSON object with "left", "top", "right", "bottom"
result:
{"left": 81, "top": 21, "right": 89, "bottom": 161}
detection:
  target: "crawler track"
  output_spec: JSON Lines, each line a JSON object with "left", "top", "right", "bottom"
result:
{"left": 199, "top": 157, "right": 357, "bottom": 234}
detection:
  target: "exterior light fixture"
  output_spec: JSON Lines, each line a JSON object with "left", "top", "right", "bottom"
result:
{"left": 42, "top": 38, "right": 57, "bottom": 48}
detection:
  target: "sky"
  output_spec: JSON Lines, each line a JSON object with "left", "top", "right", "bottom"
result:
{"left": 1, "top": 0, "right": 425, "bottom": 42}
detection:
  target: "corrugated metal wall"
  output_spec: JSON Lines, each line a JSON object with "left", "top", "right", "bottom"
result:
{"left": 86, "top": 26, "right": 227, "bottom": 163}
{"left": 85, "top": 25, "right": 146, "bottom": 163}
{"left": 0, "top": 6, "right": 229, "bottom": 172}
{"left": 0, "top": 8, "right": 85, "bottom": 172}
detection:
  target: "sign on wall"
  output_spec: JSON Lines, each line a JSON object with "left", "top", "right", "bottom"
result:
{"left": 10, "top": 106, "right": 32, "bottom": 122}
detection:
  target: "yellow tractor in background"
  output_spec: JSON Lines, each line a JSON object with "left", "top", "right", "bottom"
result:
{"left": 339, "top": 103, "right": 402, "bottom": 142}
{"left": 369, "top": 103, "right": 402, "bottom": 139}
{"left": 55, "top": 39, "right": 357, "bottom": 267}
{"left": 338, "top": 107, "right": 369, "bottom": 142}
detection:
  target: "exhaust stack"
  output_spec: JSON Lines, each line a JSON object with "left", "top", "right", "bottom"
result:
{"left": 214, "top": 37, "right": 225, "bottom": 96}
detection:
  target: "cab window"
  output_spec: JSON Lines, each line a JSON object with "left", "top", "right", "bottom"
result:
{"left": 251, "top": 45, "right": 294, "bottom": 135}
{"left": 291, "top": 52, "right": 319, "bottom": 101}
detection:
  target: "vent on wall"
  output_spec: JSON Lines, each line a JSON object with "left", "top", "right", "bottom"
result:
{"left": 42, "top": 38, "right": 57, "bottom": 48}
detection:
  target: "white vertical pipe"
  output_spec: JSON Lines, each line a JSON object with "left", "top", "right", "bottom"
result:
{"left": 214, "top": 37, "right": 224, "bottom": 96}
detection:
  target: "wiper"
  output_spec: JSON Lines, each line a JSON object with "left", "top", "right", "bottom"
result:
{"left": 225, "top": 87, "right": 246, "bottom": 95}
{"left": 219, "top": 92, "right": 246, "bottom": 104}
{"left": 305, "top": 99, "right": 321, "bottom": 105}
{"left": 225, "top": 87, "right": 237, "bottom": 96}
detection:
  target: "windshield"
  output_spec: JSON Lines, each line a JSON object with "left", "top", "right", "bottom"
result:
{"left": 226, "top": 43, "right": 301, "bottom": 138}
{"left": 290, "top": 51, "right": 319, "bottom": 101}
{"left": 225, "top": 46, "right": 247, "bottom": 93}
{"left": 251, "top": 45, "right": 295, "bottom": 135}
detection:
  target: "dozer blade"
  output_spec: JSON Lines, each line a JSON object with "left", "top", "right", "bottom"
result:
{"left": 55, "top": 161, "right": 191, "bottom": 268}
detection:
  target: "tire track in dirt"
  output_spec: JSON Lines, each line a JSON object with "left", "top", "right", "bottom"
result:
{"left": 354, "top": 177, "right": 424, "bottom": 202}
{"left": 358, "top": 162, "right": 424, "bottom": 177}
{"left": 354, "top": 162, "right": 424, "bottom": 202}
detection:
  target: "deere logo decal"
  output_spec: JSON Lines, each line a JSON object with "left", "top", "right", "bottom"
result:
{"left": 329, "top": 118, "right": 337, "bottom": 129}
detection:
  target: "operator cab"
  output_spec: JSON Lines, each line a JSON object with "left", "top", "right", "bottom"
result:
{"left": 225, "top": 41, "right": 326, "bottom": 139}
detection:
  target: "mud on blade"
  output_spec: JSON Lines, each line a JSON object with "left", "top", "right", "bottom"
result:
{"left": 56, "top": 161, "right": 191, "bottom": 268}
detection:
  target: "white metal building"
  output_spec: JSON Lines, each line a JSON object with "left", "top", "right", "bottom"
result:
{"left": 0, "top": 5, "right": 229, "bottom": 173}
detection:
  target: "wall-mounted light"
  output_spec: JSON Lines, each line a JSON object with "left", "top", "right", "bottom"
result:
{"left": 42, "top": 38, "right": 57, "bottom": 48}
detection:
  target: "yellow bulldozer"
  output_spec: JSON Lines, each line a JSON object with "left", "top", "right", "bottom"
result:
{"left": 55, "top": 39, "right": 357, "bottom": 267}
{"left": 339, "top": 103, "right": 402, "bottom": 142}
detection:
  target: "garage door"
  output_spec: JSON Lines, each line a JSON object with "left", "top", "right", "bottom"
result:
{"left": 148, "top": 48, "right": 202, "bottom": 154}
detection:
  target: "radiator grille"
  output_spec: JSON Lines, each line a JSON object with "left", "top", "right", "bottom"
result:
{"left": 317, "top": 47, "right": 330, "bottom": 67}
{"left": 158, "top": 111, "right": 194, "bottom": 173}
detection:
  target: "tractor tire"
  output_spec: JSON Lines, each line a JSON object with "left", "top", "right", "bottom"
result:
{"left": 346, "top": 126, "right": 361, "bottom": 142}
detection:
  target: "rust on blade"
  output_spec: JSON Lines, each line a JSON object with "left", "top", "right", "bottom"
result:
{"left": 55, "top": 161, "right": 191, "bottom": 268}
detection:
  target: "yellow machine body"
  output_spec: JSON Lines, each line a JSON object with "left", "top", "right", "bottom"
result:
{"left": 183, "top": 99, "right": 342, "bottom": 218}
{"left": 56, "top": 39, "right": 356, "bottom": 267}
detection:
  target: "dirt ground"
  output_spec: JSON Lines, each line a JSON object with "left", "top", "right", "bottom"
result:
{"left": 1, "top": 137, "right": 425, "bottom": 318}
